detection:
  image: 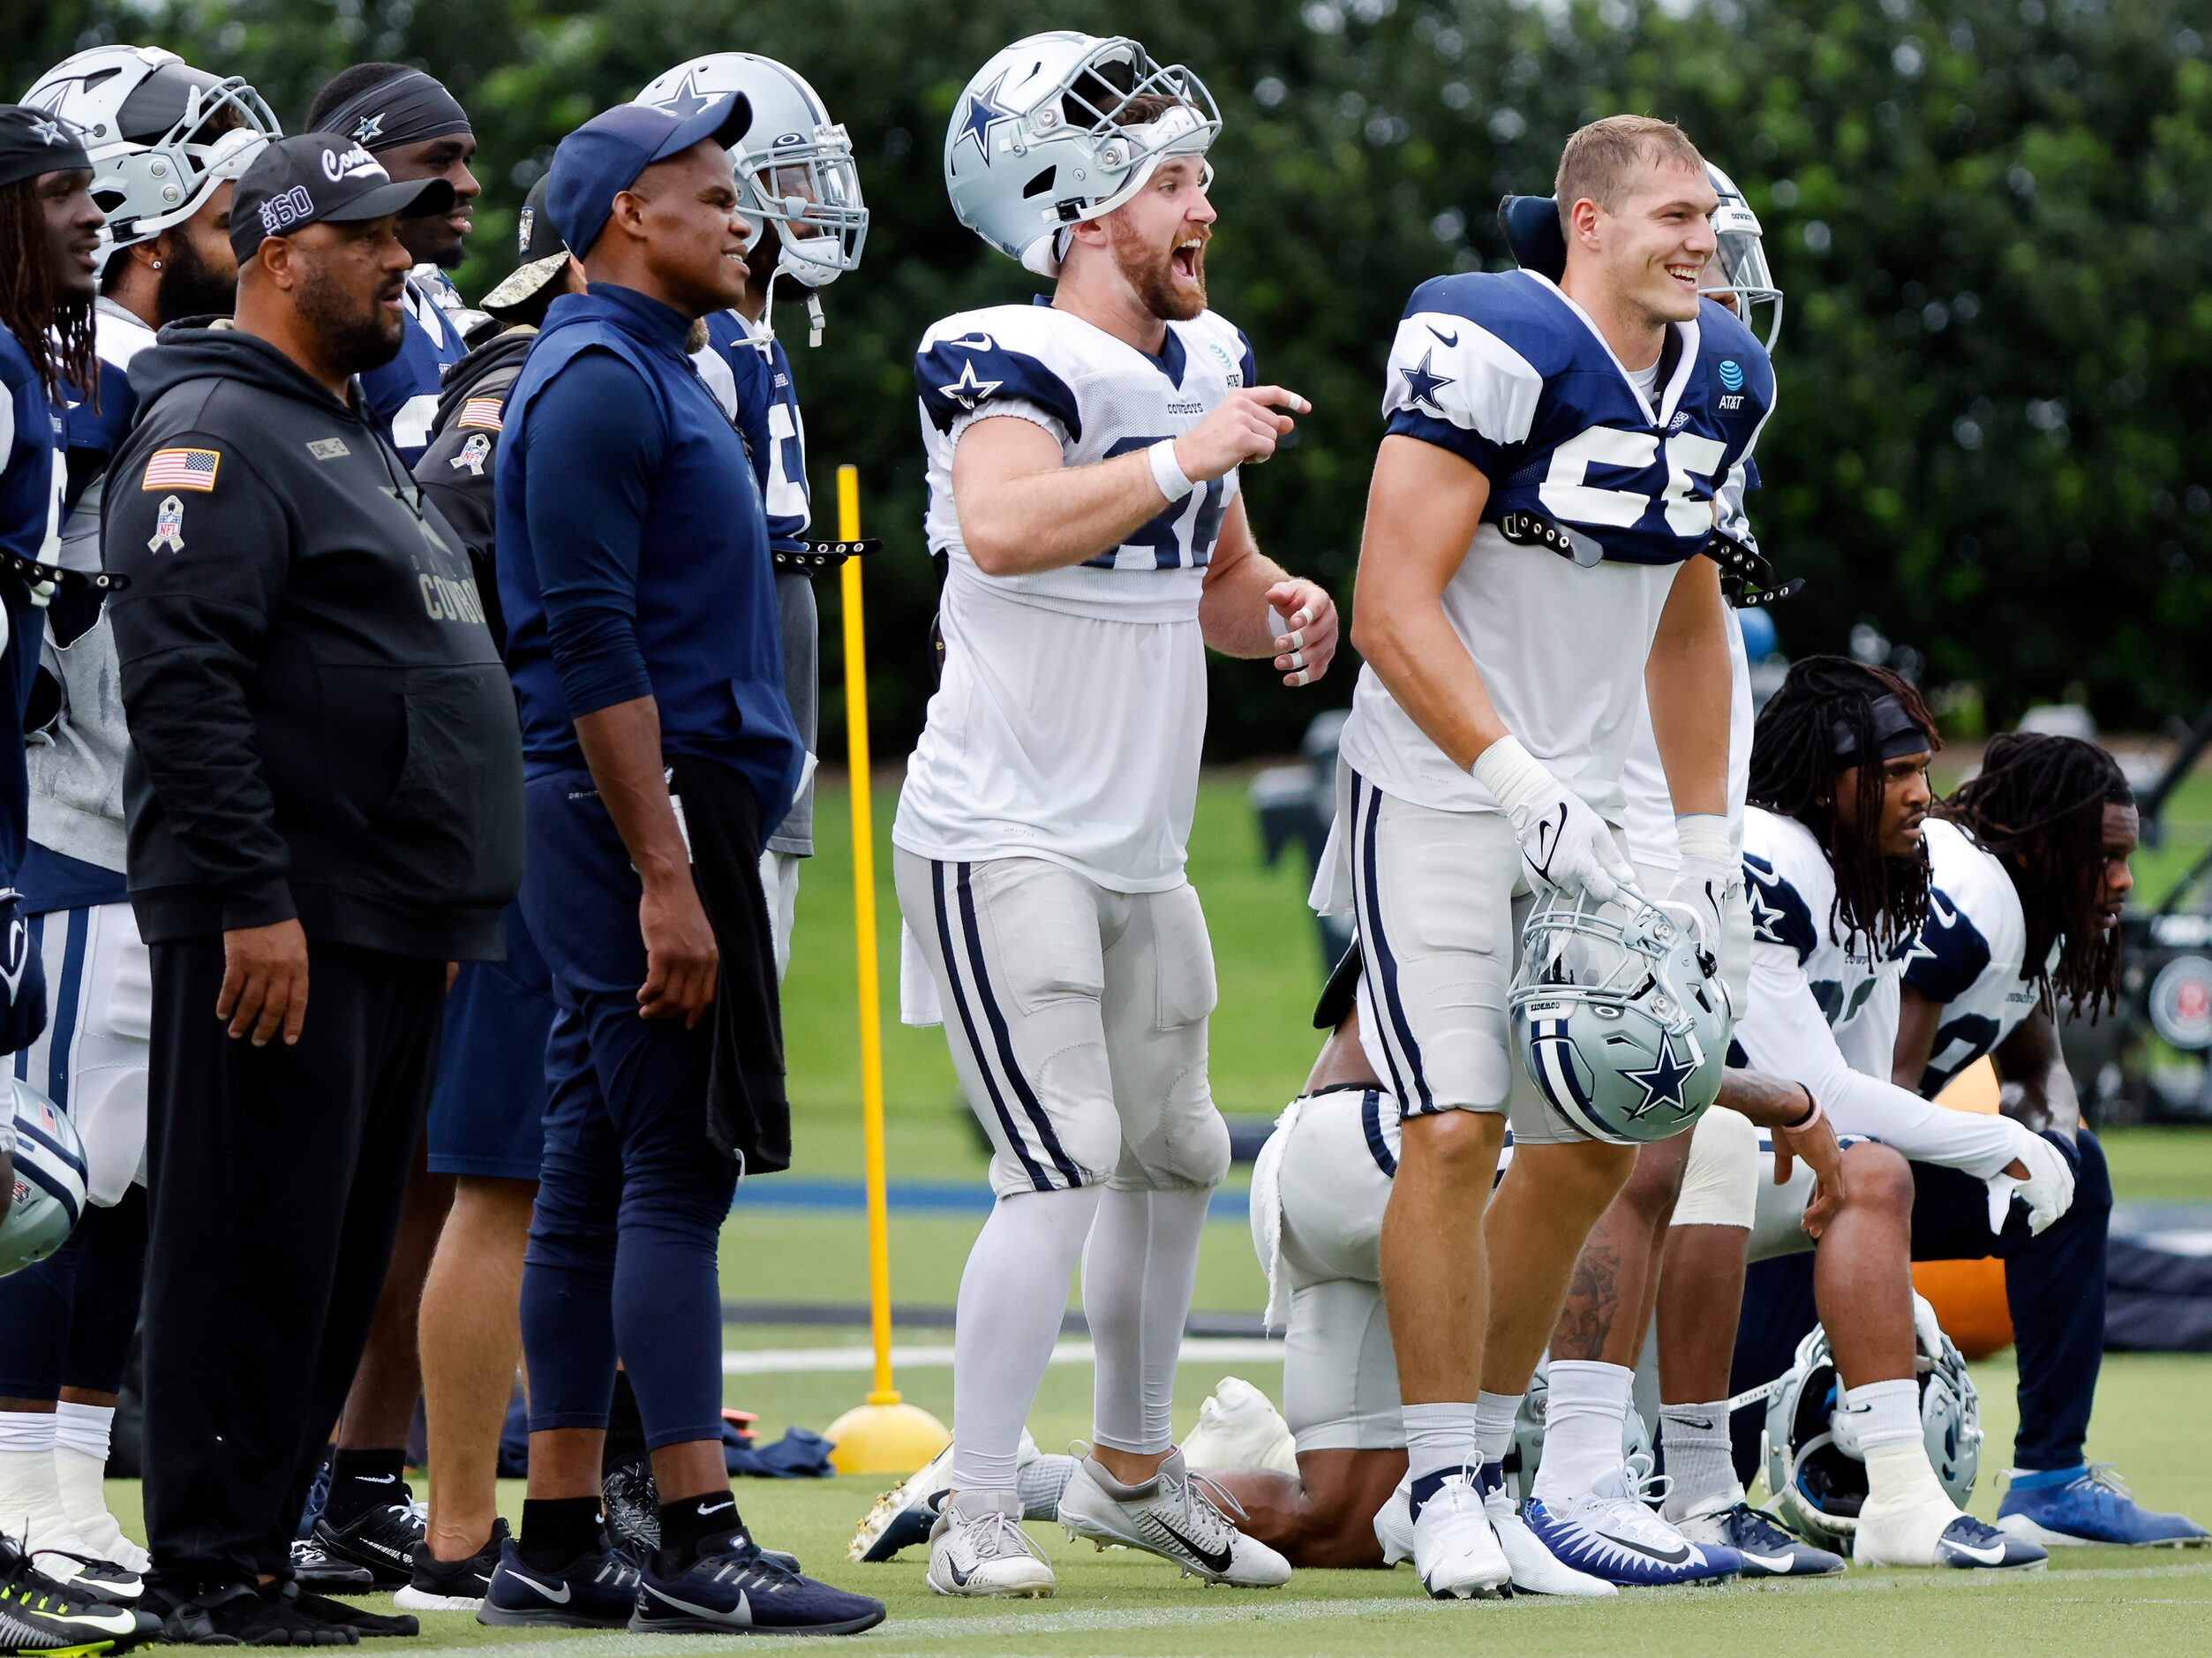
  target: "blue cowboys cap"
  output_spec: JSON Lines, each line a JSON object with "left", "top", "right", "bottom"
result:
{"left": 0, "top": 103, "right": 92, "bottom": 191}
{"left": 229, "top": 131, "right": 455, "bottom": 264}
{"left": 545, "top": 92, "right": 751, "bottom": 259}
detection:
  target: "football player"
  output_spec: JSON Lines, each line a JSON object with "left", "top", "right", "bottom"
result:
{"left": 891, "top": 31, "right": 1332, "bottom": 1598}
{"left": 302, "top": 64, "right": 481, "bottom": 463}
{"left": 637, "top": 49, "right": 870, "bottom": 980}
{"left": 1888, "top": 733, "right": 2206, "bottom": 1546}
{"left": 1333, "top": 116, "right": 1766, "bottom": 1597}
{"left": 1651, "top": 656, "right": 2062, "bottom": 1569}
{"left": 292, "top": 61, "right": 485, "bottom": 1586}
{"left": 0, "top": 47, "right": 275, "bottom": 1599}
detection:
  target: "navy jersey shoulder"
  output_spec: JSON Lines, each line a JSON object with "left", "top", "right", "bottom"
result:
{"left": 359, "top": 279, "right": 470, "bottom": 464}
{"left": 699, "top": 313, "right": 809, "bottom": 553}
{"left": 0, "top": 331, "right": 61, "bottom": 569}
{"left": 1744, "top": 849, "right": 1820, "bottom": 966}
{"left": 62, "top": 358, "right": 136, "bottom": 514}
{"left": 914, "top": 308, "right": 1085, "bottom": 441}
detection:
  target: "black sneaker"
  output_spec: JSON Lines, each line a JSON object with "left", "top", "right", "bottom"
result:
{"left": 310, "top": 1497, "right": 425, "bottom": 1591}
{"left": 0, "top": 1535, "right": 156, "bottom": 1654}
{"left": 393, "top": 1518, "right": 509, "bottom": 1612}
{"left": 287, "top": 1536, "right": 375, "bottom": 1594}
{"left": 162, "top": 1581, "right": 357, "bottom": 1646}
{"left": 477, "top": 1538, "right": 640, "bottom": 1630}
{"left": 275, "top": 1583, "right": 420, "bottom": 1638}
{"left": 22, "top": 1543, "right": 144, "bottom": 1605}
{"left": 601, "top": 1454, "right": 659, "bottom": 1563}
{"left": 631, "top": 1533, "right": 884, "bottom": 1637}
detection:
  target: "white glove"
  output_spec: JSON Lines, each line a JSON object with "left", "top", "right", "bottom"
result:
{"left": 1667, "top": 813, "right": 1737, "bottom": 958}
{"left": 1986, "top": 1122, "right": 2076, "bottom": 1235}
{"left": 1473, "top": 735, "right": 1633, "bottom": 903}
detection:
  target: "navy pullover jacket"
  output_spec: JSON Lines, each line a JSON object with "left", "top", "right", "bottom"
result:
{"left": 497, "top": 283, "right": 801, "bottom": 830}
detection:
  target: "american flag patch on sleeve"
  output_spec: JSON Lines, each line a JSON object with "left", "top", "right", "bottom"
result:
{"left": 141, "top": 448, "right": 222, "bottom": 491}
{"left": 459, "top": 397, "right": 505, "bottom": 431}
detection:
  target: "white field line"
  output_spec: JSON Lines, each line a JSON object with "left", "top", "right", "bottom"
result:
{"left": 720, "top": 1336, "right": 1283, "bottom": 1375}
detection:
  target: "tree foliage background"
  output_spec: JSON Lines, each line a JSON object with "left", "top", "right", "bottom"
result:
{"left": 11, "top": 0, "right": 2209, "bottom": 756}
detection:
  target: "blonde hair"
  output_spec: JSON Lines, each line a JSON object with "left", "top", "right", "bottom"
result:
{"left": 1554, "top": 116, "right": 1705, "bottom": 226}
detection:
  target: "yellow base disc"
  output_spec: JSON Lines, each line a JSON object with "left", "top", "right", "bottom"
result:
{"left": 824, "top": 1399, "right": 952, "bottom": 1476}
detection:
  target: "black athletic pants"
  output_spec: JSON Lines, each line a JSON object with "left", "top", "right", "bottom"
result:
{"left": 140, "top": 936, "right": 445, "bottom": 1593}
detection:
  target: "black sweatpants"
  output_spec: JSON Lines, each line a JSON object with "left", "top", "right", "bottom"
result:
{"left": 141, "top": 936, "right": 446, "bottom": 1592}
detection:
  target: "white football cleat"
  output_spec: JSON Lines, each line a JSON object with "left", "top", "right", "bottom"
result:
{"left": 1855, "top": 1494, "right": 2047, "bottom": 1571}
{"left": 1374, "top": 1476, "right": 1415, "bottom": 1565}
{"left": 1481, "top": 1466, "right": 1615, "bottom": 1596}
{"left": 1059, "top": 1451, "right": 1290, "bottom": 1587}
{"left": 925, "top": 1497, "right": 1056, "bottom": 1598}
{"left": 1180, "top": 1377, "right": 1298, "bottom": 1478}
{"left": 1407, "top": 1469, "right": 1510, "bottom": 1599}
{"left": 850, "top": 1430, "right": 1038, "bottom": 1563}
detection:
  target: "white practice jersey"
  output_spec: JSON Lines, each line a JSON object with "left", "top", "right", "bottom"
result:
{"left": 1901, "top": 817, "right": 2049, "bottom": 1096}
{"left": 1619, "top": 466, "right": 1759, "bottom": 871}
{"left": 1336, "top": 278, "right": 1772, "bottom": 823}
{"left": 892, "top": 300, "right": 1256, "bottom": 891}
{"left": 1734, "top": 805, "right": 2028, "bottom": 1180}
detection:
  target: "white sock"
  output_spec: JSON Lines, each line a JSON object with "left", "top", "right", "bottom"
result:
{"left": 949, "top": 1187, "right": 1102, "bottom": 1501}
{"left": 1530, "top": 1360, "right": 1632, "bottom": 1506}
{"left": 1839, "top": 1378, "right": 1921, "bottom": 1453}
{"left": 1474, "top": 1390, "right": 1522, "bottom": 1471}
{"left": 1018, "top": 1452, "right": 1078, "bottom": 1521}
{"left": 1083, "top": 1187, "right": 1210, "bottom": 1457}
{"left": 1403, "top": 1403, "right": 1477, "bottom": 1488}
{"left": 52, "top": 1403, "right": 138, "bottom": 1567}
{"left": 0, "top": 1411, "right": 79, "bottom": 1548}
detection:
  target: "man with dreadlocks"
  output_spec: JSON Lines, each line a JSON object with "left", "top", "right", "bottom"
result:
{"left": 1886, "top": 732, "right": 2207, "bottom": 1547}
{"left": 0, "top": 105, "right": 104, "bottom": 1065}
{"left": 1659, "top": 654, "right": 2066, "bottom": 1570}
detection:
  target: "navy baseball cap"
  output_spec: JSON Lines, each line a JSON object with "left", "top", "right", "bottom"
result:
{"left": 546, "top": 94, "right": 750, "bottom": 259}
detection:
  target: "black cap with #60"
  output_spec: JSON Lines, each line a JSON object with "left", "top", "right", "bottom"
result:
{"left": 229, "top": 131, "right": 457, "bottom": 264}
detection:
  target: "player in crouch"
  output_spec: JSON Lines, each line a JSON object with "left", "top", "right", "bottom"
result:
{"left": 1333, "top": 116, "right": 1767, "bottom": 1596}
{"left": 892, "top": 31, "right": 1334, "bottom": 1598}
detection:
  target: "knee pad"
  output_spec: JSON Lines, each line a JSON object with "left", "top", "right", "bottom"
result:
{"left": 1117, "top": 1098, "right": 1230, "bottom": 1192}
{"left": 1672, "top": 1105, "right": 1759, "bottom": 1230}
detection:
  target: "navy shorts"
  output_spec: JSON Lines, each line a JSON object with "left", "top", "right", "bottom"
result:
{"left": 425, "top": 901, "right": 555, "bottom": 1181}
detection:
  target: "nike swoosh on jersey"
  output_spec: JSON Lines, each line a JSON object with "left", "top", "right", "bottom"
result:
{"left": 1153, "top": 1516, "right": 1233, "bottom": 1575}
{"left": 506, "top": 1569, "right": 572, "bottom": 1603}
{"left": 1427, "top": 324, "right": 1459, "bottom": 346}
{"left": 645, "top": 1585, "right": 750, "bottom": 1624}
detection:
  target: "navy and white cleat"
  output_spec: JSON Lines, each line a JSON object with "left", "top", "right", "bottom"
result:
{"left": 1479, "top": 1464, "right": 1615, "bottom": 1597}
{"left": 1521, "top": 1470, "right": 1741, "bottom": 1587}
{"left": 632, "top": 1534, "right": 885, "bottom": 1635}
{"left": 850, "top": 1438, "right": 956, "bottom": 1564}
{"left": 1406, "top": 1468, "right": 1510, "bottom": 1599}
{"left": 1675, "top": 1498, "right": 1845, "bottom": 1577}
{"left": 1856, "top": 1502, "right": 2047, "bottom": 1571}
{"left": 1997, "top": 1465, "right": 2210, "bottom": 1549}
{"left": 476, "top": 1540, "right": 641, "bottom": 1628}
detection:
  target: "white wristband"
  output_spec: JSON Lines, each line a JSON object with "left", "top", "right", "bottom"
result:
{"left": 1470, "top": 734, "right": 1552, "bottom": 815}
{"left": 1674, "top": 813, "right": 1733, "bottom": 866}
{"left": 1148, "top": 438, "right": 1194, "bottom": 502}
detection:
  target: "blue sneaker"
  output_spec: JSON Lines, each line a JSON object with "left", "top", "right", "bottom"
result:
{"left": 1998, "top": 1466, "right": 2212, "bottom": 1549}
{"left": 1521, "top": 1470, "right": 1741, "bottom": 1587}
{"left": 476, "top": 1539, "right": 641, "bottom": 1628}
{"left": 633, "top": 1534, "right": 885, "bottom": 1636}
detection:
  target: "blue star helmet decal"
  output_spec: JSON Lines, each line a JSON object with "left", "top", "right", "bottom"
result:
{"left": 1621, "top": 1031, "right": 1700, "bottom": 1120}
{"left": 954, "top": 69, "right": 1016, "bottom": 161}
{"left": 1401, "top": 347, "right": 1455, "bottom": 415}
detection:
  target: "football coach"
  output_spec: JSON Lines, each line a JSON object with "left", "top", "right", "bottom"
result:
{"left": 102, "top": 133, "right": 523, "bottom": 1643}
{"left": 486, "top": 99, "right": 879, "bottom": 1635}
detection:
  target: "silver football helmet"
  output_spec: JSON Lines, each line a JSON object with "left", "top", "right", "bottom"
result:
{"left": 1701, "top": 162, "right": 1782, "bottom": 350}
{"left": 2, "top": 1080, "right": 87, "bottom": 1277}
{"left": 1509, "top": 888, "right": 1727, "bottom": 1145}
{"left": 944, "top": 32, "right": 1219, "bottom": 276}
{"left": 636, "top": 53, "right": 867, "bottom": 291}
{"left": 24, "top": 45, "right": 278, "bottom": 268}
{"left": 1763, "top": 1300, "right": 1981, "bottom": 1550}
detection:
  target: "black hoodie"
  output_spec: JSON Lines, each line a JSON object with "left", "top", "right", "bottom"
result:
{"left": 102, "top": 324, "right": 524, "bottom": 960}
{"left": 413, "top": 322, "right": 536, "bottom": 651}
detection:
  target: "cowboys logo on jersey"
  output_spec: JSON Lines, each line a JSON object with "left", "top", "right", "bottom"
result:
{"left": 1902, "top": 818, "right": 2047, "bottom": 1095}
{"left": 916, "top": 300, "right": 1256, "bottom": 577}
{"left": 1740, "top": 804, "right": 1904, "bottom": 1039}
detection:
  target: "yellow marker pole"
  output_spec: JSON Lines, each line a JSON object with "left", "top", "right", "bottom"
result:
{"left": 824, "top": 464, "right": 950, "bottom": 1480}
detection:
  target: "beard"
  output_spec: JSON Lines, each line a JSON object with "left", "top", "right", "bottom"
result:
{"left": 155, "top": 236, "right": 238, "bottom": 323}
{"left": 297, "top": 260, "right": 406, "bottom": 378}
{"left": 1107, "top": 217, "right": 1205, "bottom": 322}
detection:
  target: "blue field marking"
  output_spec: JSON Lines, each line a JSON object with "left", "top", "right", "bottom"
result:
{"left": 730, "top": 1177, "right": 1250, "bottom": 1221}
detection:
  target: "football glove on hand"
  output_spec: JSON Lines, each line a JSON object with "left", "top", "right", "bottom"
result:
{"left": 0, "top": 890, "right": 48, "bottom": 1057}
{"left": 1990, "top": 1123, "right": 2076, "bottom": 1235}
{"left": 1667, "top": 814, "right": 1736, "bottom": 960}
{"left": 1473, "top": 735, "right": 1632, "bottom": 904}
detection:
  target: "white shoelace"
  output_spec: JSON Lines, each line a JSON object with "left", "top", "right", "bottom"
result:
{"left": 959, "top": 1509, "right": 1043, "bottom": 1564}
